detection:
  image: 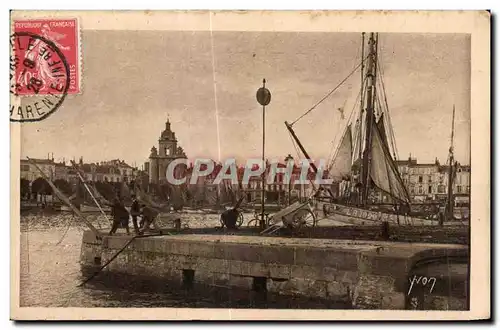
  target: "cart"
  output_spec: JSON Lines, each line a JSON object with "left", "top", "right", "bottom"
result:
{"left": 260, "top": 200, "right": 318, "bottom": 235}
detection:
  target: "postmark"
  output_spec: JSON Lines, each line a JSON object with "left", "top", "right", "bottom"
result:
{"left": 10, "top": 32, "right": 70, "bottom": 122}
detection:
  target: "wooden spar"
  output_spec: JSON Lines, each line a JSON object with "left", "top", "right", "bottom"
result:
{"left": 233, "top": 195, "right": 245, "bottom": 210}
{"left": 284, "top": 121, "right": 335, "bottom": 198}
{"left": 285, "top": 121, "right": 319, "bottom": 174}
{"left": 27, "top": 157, "right": 102, "bottom": 239}
{"left": 361, "top": 32, "right": 377, "bottom": 206}
{"left": 447, "top": 105, "right": 456, "bottom": 221}
{"left": 75, "top": 170, "right": 111, "bottom": 223}
{"left": 284, "top": 120, "right": 320, "bottom": 196}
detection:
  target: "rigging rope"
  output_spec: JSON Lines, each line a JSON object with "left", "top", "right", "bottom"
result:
{"left": 376, "top": 51, "right": 400, "bottom": 161}
{"left": 290, "top": 56, "right": 368, "bottom": 126}
{"left": 378, "top": 76, "right": 399, "bottom": 161}
{"left": 326, "top": 76, "right": 366, "bottom": 173}
{"left": 325, "top": 40, "right": 363, "bottom": 168}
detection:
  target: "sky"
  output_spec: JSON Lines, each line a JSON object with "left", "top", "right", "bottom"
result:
{"left": 19, "top": 31, "right": 471, "bottom": 168}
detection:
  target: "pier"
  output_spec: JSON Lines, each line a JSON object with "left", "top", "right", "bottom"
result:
{"left": 80, "top": 230, "right": 468, "bottom": 310}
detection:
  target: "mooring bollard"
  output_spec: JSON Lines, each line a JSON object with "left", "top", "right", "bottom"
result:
{"left": 380, "top": 221, "right": 390, "bottom": 240}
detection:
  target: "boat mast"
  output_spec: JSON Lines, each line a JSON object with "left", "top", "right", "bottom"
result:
{"left": 361, "top": 33, "right": 378, "bottom": 206}
{"left": 358, "top": 32, "right": 365, "bottom": 163}
{"left": 447, "top": 105, "right": 456, "bottom": 221}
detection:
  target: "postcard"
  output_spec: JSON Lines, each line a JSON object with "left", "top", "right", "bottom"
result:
{"left": 10, "top": 10, "right": 490, "bottom": 320}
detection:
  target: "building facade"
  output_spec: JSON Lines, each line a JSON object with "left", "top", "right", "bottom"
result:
{"left": 79, "top": 159, "right": 136, "bottom": 183}
{"left": 20, "top": 158, "right": 56, "bottom": 182}
{"left": 21, "top": 156, "right": 138, "bottom": 185}
{"left": 396, "top": 157, "right": 470, "bottom": 205}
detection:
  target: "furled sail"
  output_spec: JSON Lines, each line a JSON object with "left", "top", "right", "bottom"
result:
{"left": 377, "top": 114, "right": 389, "bottom": 149}
{"left": 329, "top": 124, "right": 353, "bottom": 181}
{"left": 352, "top": 119, "right": 362, "bottom": 164}
{"left": 369, "top": 120, "right": 410, "bottom": 203}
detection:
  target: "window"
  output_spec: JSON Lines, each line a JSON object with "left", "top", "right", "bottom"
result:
{"left": 418, "top": 176, "right": 423, "bottom": 183}
{"left": 21, "top": 164, "right": 30, "bottom": 171}
{"left": 457, "top": 185, "right": 462, "bottom": 193}
{"left": 165, "top": 148, "right": 171, "bottom": 156}
{"left": 428, "top": 186, "right": 432, "bottom": 194}
{"left": 418, "top": 186, "right": 423, "bottom": 194}
{"left": 438, "top": 185, "right": 445, "bottom": 193}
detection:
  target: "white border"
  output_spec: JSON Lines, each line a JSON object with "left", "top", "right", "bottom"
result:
{"left": 2, "top": 1, "right": 496, "bottom": 327}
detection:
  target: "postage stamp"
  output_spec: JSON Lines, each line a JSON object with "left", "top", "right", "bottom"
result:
{"left": 12, "top": 18, "right": 80, "bottom": 96}
{"left": 9, "top": 18, "right": 80, "bottom": 122}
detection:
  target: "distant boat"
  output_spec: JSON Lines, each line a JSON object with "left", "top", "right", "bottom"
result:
{"left": 60, "top": 204, "right": 111, "bottom": 213}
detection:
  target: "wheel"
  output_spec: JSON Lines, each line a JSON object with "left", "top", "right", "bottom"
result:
{"left": 246, "top": 218, "right": 260, "bottom": 228}
{"left": 236, "top": 212, "right": 244, "bottom": 227}
{"left": 291, "top": 209, "right": 317, "bottom": 229}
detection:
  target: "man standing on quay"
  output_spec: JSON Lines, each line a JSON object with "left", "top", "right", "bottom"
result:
{"left": 130, "top": 194, "right": 141, "bottom": 234}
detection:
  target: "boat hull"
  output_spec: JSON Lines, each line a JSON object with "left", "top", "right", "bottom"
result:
{"left": 315, "top": 200, "right": 440, "bottom": 226}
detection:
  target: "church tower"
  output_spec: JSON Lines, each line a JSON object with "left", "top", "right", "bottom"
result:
{"left": 159, "top": 119, "right": 177, "bottom": 158}
{"left": 147, "top": 118, "right": 187, "bottom": 184}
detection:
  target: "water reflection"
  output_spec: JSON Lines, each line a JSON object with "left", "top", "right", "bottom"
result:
{"left": 19, "top": 213, "right": 350, "bottom": 309}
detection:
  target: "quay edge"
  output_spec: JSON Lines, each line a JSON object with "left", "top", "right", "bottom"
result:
{"left": 80, "top": 231, "right": 469, "bottom": 310}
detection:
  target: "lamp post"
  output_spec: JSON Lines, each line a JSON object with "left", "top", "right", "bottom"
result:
{"left": 284, "top": 154, "right": 294, "bottom": 206}
{"left": 256, "top": 79, "right": 271, "bottom": 230}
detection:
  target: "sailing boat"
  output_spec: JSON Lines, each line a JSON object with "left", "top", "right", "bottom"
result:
{"left": 285, "top": 32, "right": 435, "bottom": 226}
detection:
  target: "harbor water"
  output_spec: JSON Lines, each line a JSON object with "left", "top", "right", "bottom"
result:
{"left": 19, "top": 211, "right": 350, "bottom": 309}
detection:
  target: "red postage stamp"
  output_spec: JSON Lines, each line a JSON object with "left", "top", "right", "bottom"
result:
{"left": 12, "top": 18, "right": 80, "bottom": 96}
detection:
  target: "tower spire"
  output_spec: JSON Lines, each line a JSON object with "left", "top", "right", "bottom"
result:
{"left": 165, "top": 115, "right": 171, "bottom": 130}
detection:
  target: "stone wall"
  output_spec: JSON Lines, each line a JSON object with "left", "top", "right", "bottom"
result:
{"left": 80, "top": 232, "right": 468, "bottom": 310}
